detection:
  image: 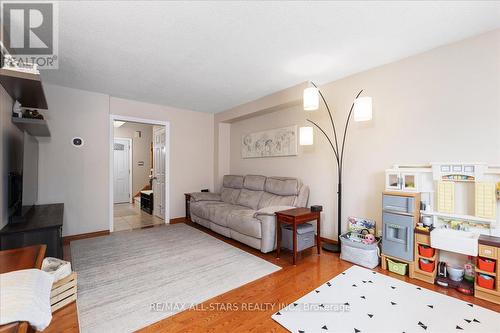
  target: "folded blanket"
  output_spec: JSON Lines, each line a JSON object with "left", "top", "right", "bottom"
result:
{"left": 0, "top": 269, "right": 54, "bottom": 331}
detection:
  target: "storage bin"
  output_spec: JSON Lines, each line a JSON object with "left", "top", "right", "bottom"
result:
{"left": 281, "top": 223, "right": 315, "bottom": 252}
{"left": 419, "top": 258, "right": 435, "bottom": 272}
{"left": 478, "top": 257, "right": 496, "bottom": 272}
{"left": 418, "top": 244, "right": 435, "bottom": 258}
{"left": 387, "top": 258, "right": 407, "bottom": 276}
{"left": 340, "top": 233, "right": 380, "bottom": 269}
{"left": 50, "top": 272, "right": 77, "bottom": 312}
{"left": 477, "top": 273, "right": 495, "bottom": 290}
{"left": 42, "top": 257, "right": 72, "bottom": 283}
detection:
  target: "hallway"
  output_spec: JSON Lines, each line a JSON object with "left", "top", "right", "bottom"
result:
{"left": 113, "top": 203, "right": 164, "bottom": 231}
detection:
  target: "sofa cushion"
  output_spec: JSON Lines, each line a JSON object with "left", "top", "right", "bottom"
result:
{"left": 190, "top": 201, "right": 226, "bottom": 221}
{"left": 243, "top": 175, "right": 266, "bottom": 191}
{"left": 221, "top": 188, "right": 241, "bottom": 204}
{"left": 208, "top": 204, "right": 247, "bottom": 227}
{"left": 223, "top": 175, "right": 244, "bottom": 189}
{"left": 294, "top": 184, "right": 310, "bottom": 207}
{"left": 257, "top": 192, "right": 295, "bottom": 209}
{"left": 265, "top": 177, "right": 301, "bottom": 196}
{"left": 227, "top": 209, "right": 261, "bottom": 238}
{"left": 191, "top": 214, "right": 211, "bottom": 229}
{"left": 236, "top": 189, "right": 263, "bottom": 210}
{"left": 210, "top": 222, "right": 232, "bottom": 238}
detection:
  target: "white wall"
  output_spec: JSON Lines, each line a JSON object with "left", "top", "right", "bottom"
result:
{"left": 37, "top": 85, "right": 214, "bottom": 236}
{"left": 217, "top": 123, "right": 231, "bottom": 188}
{"left": 226, "top": 30, "right": 500, "bottom": 240}
{"left": 114, "top": 122, "right": 153, "bottom": 196}
{"left": 38, "top": 84, "right": 110, "bottom": 236}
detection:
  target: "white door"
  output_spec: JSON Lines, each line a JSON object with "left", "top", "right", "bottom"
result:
{"left": 113, "top": 138, "right": 131, "bottom": 203}
{"left": 153, "top": 128, "right": 166, "bottom": 219}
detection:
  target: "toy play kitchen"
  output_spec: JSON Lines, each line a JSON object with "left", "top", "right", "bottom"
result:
{"left": 381, "top": 162, "right": 500, "bottom": 304}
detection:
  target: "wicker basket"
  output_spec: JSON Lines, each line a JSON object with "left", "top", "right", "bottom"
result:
{"left": 340, "top": 232, "right": 381, "bottom": 269}
{"left": 50, "top": 272, "right": 77, "bottom": 312}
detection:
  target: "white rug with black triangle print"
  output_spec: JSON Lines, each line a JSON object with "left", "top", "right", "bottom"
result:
{"left": 272, "top": 265, "right": 499, "bottom": 333}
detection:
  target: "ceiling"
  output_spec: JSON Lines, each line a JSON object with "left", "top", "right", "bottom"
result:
{"left": 40, "top": 1, "right": 500, "bottom": 113}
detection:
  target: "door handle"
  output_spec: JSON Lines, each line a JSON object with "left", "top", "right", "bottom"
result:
{"left": 406, "top": 227, "right": 411, "bottom": 253}
{"left": 383, "top": 209, "right": 413, "bottom": 217}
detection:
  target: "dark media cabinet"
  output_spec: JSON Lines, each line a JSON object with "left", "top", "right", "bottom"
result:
{"left": 0, "top": 203, "right": 63, "bottom": 258}
{"left": 141, "top": 191, "right": 153, "bottom": 215}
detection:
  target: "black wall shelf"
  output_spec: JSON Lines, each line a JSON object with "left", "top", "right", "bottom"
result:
{"left": 0, "top": 67, "right": 48, "bottom": 109}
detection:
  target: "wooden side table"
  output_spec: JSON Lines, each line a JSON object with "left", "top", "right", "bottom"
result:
{"left": 276, "top": 208, "right": 321, "bottom": 265}
{"left": 184, "top": 193, "right": 191, "bottom": 219}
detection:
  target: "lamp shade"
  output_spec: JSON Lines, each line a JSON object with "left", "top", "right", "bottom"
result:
{"left": 299, "top": 126, "right": 314, "bottom": 145}
{"left": 353, "top": 96, "right": 372, "bottom": 122}
{"left": 303, "top": 87, "right": 319, "bottom": 111}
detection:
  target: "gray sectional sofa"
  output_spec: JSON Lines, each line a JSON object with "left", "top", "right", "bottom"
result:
{"left": 189, "top": 175, "right": 309, "bottom": 253}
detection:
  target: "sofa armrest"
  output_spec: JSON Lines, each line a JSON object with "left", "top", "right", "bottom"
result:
{"left": 190, "top": 192, "right": 221, "bottom": 202}
{"left": 253, "top": 206, "right": 296, "bottom": 217}
{"left": 255, "top": 206, "right": 297, "bottom": 253}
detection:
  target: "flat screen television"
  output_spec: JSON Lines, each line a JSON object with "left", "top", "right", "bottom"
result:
{"left": 8, "top": 131, "right": 38, "bottom": 223}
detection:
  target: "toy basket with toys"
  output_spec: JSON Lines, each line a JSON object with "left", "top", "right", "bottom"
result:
{"left": 340, "top": 217, "right": 381, "bottom": 269}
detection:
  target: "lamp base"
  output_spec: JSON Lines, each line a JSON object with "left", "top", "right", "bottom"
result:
{"left": 322, "top": 242, "right": 341, "bottom": 253}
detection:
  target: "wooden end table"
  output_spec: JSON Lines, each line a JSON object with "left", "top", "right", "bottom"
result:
{"left": 276, "top": 208, "right": 321, "bottom": 265}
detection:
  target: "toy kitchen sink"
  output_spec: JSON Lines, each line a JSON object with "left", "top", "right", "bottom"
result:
{"left": 430, "top": 228, "right": 480, "bottom": 256}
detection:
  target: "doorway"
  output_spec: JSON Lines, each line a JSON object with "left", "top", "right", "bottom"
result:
{"left": 109, "top": 115, "right": 170, "bottom": 232}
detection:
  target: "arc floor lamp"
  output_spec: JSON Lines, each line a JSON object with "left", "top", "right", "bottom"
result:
{"left": 299, "top": 82, "right": 372, "bottom": 253}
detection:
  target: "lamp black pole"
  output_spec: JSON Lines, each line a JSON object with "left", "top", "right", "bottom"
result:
{"left": 306, "top": 82, "right": 363, "bottom": 253}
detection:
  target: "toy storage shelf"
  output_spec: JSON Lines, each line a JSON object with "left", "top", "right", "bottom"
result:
{"left": 475, "top": 268, "right": 496, "bottom": 277}
{"left": 414, "top": 267, "right": 435, "bottom": 278}
{"left": 474, "top": 236, "right": 500, "bottom": 304}
{"left": 413, "top": 232, "right": 438, "bottom": 284}
{"left": 416, "top": 253, "right": 438, "bottom": 262}
{"left": 475, "top": 284, "right": 497, "bottom": 294}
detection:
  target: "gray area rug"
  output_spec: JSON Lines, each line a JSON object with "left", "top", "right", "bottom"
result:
{"left": 71, "top": 224, "right": 280, "bottom": 332}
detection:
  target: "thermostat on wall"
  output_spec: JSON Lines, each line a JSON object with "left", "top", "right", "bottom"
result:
{"left": 72, "top": 137, "right": 84, "bottom": 147}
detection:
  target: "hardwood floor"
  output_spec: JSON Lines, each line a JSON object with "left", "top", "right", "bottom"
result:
{"left": 43, "top": 219, "right": 500, "bottom": 333}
